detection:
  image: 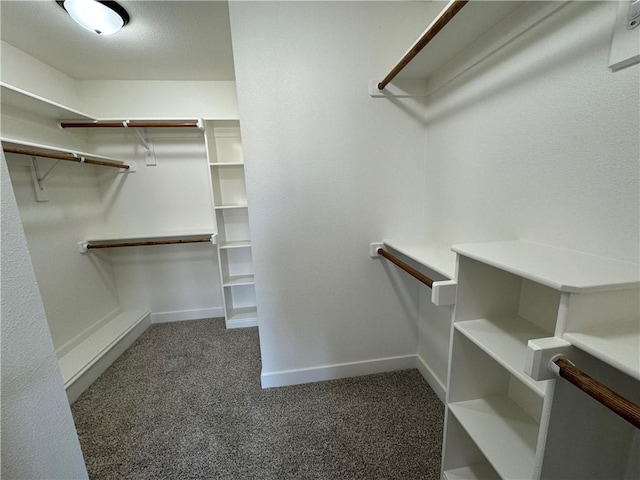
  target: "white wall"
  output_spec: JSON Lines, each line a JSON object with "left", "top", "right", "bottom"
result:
{"left": 5, "top": 156, "right": 122, "bottom": 353}
{"left": 1, "top": 153, "right": 88, "bottom": 479}
{"left": 229, "top": 1, "right": 434, "bottom": 382}
{"left": 423, "top": 1, "right": 639, "bottom": 262}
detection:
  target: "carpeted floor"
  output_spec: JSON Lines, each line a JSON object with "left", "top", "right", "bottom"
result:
{"left": 71, "top": 318, "right": 444, "bottom": 479}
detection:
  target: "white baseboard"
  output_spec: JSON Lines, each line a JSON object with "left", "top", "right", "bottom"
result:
{"left": 415, "top": 354, "right": 446, "bottom": 402}
{"left": 150, "top": 307, "right": 224, "bottom": 324}
{"left": 261, "top": 354, "right": 417, "bottom": 389}
{"left": 60, "top": 310, "right": 151, "bottom": 403}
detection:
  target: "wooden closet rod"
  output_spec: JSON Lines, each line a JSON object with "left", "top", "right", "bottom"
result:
{"left": 60, "top": 121, "right": 200, "bottom": 129}
{"left": 554, "top": 358, "right": 640, "bottom": 429}
{"left": 377, "top": 0, "right": 469, "bottom": 90}
{"left": 2, "top": 144, "right": 129, "bottom": 170}
{"left": 86, "top": 238, "right": 212, "bottom": 250}
{"left": 377, "top": 248, "right": 434, "bottom": 288}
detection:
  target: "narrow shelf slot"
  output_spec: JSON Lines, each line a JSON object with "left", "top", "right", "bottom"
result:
{"left": 228, "top": 306, "right": 258, "bottom": 321}
{"left": 448, "top": 396, "right": 538, "bottom": 480}
{"left": 455, "top": 316, "right": 550, "bottom": 396}
{"left": 210, "top": 162, "right": 244, "bottom": 167}
{"left": 215, "top": 205, "right": 248, "bottom": 210}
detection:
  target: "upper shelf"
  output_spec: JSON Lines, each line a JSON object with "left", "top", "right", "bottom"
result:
{"left": 452, "top": 240, "right": 640, "bottom": 293}
{"left": 382, "top": 238, "right": 456, "bottom": 280}
{"left": 1, "top": 83, "right": 93, "bottom": 121}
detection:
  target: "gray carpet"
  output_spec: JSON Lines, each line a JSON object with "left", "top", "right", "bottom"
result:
{"left": 71, "top": 318, "right": 444, "bottom": 479}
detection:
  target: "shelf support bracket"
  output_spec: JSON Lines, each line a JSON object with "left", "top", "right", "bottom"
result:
{"left": 30, "top": 155, "right": 60, "bottom": 202}
{"left": 124, "top": 120, "right": 156, "bottom": 166}
{"left": 431, "top": 280, "right": 457, "bottom": 306}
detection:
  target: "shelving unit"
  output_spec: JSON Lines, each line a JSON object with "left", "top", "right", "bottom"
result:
{"left": 205, "top": 120, "right": 257, "bottom": 328}
{"left": 441, "top": 239, "right": 640, "bottom": 479}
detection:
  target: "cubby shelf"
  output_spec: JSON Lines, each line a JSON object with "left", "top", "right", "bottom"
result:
{"left": 455, "top": 316, "right": 550, "bottom": 397}
{"left": 205, "top": 120, "right": 257, "bottom": 328}
{"left": 215, "top": 204, "right": 248, "bottom": 210}
{"left": 219, "top": 240, "right": 252, "bottom": 250}
{"left": 443, "top": 463, "right": 500, "bottom": 480}
{"left": 222, "top": 274, "right": 255, "bottom": 287}
{"left": 449, "top": 396, "right": 538, "bottom": 480}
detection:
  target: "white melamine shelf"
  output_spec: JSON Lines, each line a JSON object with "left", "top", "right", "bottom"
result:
{"left": 455, "top": 316, "right": 550, "bottom": 396}
{"left": 215, "top": 204, "right": 248, "bottom": 210}
{"left": 391, "top": 2, "right": 522, "bottom": 81}
{"left": 228, "top": 306, "right": 257, "bottom": 320}
{"left": 223, "top": 274, "right": 255, "bottom": 287}
{"left": 443, "top": 463, "right": 500, "bottom": 480}
{"left": 219, "top": 240, "right": 252, "bottom": 250}
{"left": 1, "top": 83, "right": 94, "bottom": 120}
{"left": 84, "top": 229, "right": 216, "bottom": 244}
{"left": 449, "top": 396, "right": 538, "bottom": 480}
{"left": 382, "top": 238, "right": 456, "bottom": 279}
{"left": 210, "top": 162, "right": 244, "bottom": 167}
{"left": 452, "top": 240, "right": 639, "bottom": 293}
{"left": 1, "top": 137, "right": 128, "bottom": 165}
{"left": 563, "top": 324, "right": 640, "bottom": 381}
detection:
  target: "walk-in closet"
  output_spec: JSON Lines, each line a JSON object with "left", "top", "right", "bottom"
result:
{"left": 2, "top": 1, "right": 639, "bottom": 479}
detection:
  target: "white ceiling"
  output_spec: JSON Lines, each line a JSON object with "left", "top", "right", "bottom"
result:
{"left": 0, "top": 0, "right": 236, "bottom": 81}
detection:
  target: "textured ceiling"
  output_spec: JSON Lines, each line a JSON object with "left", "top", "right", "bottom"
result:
{"left": 0, "top": 1, "right": 236, "bottom": 81}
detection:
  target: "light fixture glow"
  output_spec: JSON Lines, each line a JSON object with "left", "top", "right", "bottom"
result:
{"left": 58, "top": 0, "right": 129, "bottom": 35}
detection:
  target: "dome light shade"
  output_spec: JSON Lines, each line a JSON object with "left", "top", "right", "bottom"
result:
{"left": 57, "top": 0, "right": 129, "bottom": 35}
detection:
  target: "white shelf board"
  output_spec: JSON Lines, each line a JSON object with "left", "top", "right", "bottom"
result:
{"left": 563, "top": 323, "right": 640, "bottom": 381}
{"left": 455, "top": 316, "right": 551, "bottom": 397}
{"left": 1, "top": 137, "right": 128, "bottom": 165}
{"left": 1, "top": 83, "right": 94, "bottom": 120}
{"left": 382, "top": 238, "right": 456, "bottom": 279}
{"left": 209, "top": 162, "right": 244, "bottom": 167}
{"left": 223, "top": 274, "right": 255, "bottom": 287}
{"left": 452, "top": 240, "right": 640, "bottom": 293}
{"left": 449, "top": 396, "right": 538, "bottom": 480}
{"left": 391, "top": 2, "right": 522, "bottom": 81}
{"left": 219, "top": 240, "right": 252, "bottom": 250}
{"left": 85, "top": 229, "right": 216, "bottom": 244}
{"left": 215, "top": 204, "right": 248, "bottom": 210}
{"left": 443, "top": 463, "right": 500, "bottom": 480}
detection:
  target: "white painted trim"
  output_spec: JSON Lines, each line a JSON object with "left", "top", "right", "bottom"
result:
{"left": 225, "top": 318, "right": 258, "bottom": 329}
{"left": 415, "top": 354, "right": 447, "bottom": 402}
{"left": 62, "top": 310, "right": 151, "bottom": 403}
{"left": 150, "top": 307, "right": 225, "bottom": 324}
{"left": 55, "top": 307, "right": 121, "bottom": 359}
{"left": 261, "top": 354, "right": 417, "bottom": 389}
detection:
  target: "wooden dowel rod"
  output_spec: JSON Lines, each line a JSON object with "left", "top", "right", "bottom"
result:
{"left": 378, "top": 0, "right": 469, "bottom": 90}
{"left": 60, "top": 121, "right": 200, "bottom": 129}
{"left": 377, "top": 248, "right": 434, "bottom": 288}
{"left": 555, "top": 358, "right": 640, "bottom": 429}
{"left": 2, "top": 144, "right": 128, "bottom": 170}
{"left": 86, "top": 238, "right": 212, "bottom": 249}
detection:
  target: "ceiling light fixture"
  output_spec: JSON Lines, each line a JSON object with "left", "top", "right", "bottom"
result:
{"left": 57, "top": 0, "right": 129, "bottom": 35}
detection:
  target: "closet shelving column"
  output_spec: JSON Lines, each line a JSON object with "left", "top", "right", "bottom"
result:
{"left": 440, "top": 240, "right": 640, "bottom": 480}
{"left": 204, "top": 121, "right": 258, "bottom": 328}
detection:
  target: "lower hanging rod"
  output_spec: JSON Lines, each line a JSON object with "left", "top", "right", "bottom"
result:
{"left": 377, "top": 248, "right": 434, "bottom": 288}
{"left": 2, "top": 144, "right": 129, "bottom": 170}
{"left": 86, "top": 238, "right": 213, "bottom": 250}
{"left": 553, "top": 357, "right": 640, "bottom": 429}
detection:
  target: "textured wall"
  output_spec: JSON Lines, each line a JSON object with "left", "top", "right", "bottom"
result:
{"left": 229, "top": 1, "right": 434, "bottom": 377}
{"left": 1, "top": 153, "right": 88, "bottom": 478}
{"left": 423, "top": 1, "right": 639, "bottom": 262}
